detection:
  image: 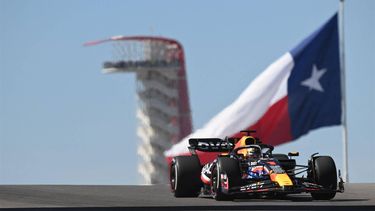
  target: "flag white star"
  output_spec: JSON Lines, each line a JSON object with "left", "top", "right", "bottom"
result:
{"left": 301, "top": 65, "right": 327, "bottom": 92}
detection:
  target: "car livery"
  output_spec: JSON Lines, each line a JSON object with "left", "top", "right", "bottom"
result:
{"left": 170, "top": 130, "right": 344, "bottom": 200}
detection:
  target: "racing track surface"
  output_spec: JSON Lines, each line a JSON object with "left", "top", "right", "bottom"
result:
{"left": 0, "top": 183, "right": 374, "bottom": 210}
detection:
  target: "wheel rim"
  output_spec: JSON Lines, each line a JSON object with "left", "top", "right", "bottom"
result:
{"left": 170, "top": 163, "right": 177, "bottom": 191}
{"left": 212, "top": 165, "right": 220, "bottom": 195}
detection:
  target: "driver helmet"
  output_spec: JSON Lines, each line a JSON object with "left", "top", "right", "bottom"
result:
{"left": 238, "top": 147, "right": 261, "bottom": 159}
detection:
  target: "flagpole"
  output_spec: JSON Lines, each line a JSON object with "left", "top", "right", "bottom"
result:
{"left": 339, "top": 0, "right": 349, "bottom": 183}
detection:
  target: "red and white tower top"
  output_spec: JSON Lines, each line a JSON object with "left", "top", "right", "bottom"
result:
{"left": 86, "top": 36, "right": 192, "bottom": 184}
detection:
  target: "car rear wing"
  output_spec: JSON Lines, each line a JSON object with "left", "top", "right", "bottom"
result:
{"left": 188, "top": 138, "right": 235, "bottom": 154}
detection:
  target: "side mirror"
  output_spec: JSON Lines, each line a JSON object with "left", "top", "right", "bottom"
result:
{"left": 288, "top": 152, "right": 299, "bottom": 157}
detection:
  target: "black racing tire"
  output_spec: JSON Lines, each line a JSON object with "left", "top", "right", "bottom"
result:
{"left": 272, "top": 154, "right": 296, "bottom": 173}
{"left": 310, "top": 156, "right": 337, "bottom": 200}
{"left": 272, "top": 153, "right": 289, "bottom": 160}
{"left": 212, "top": 157, "right": 241, "bottom": 201}
{"left": 273, "top": 153, "right": 296, "bottom": 173}
{"left": 170, "top": 156, "right": 202, "bottom": 197}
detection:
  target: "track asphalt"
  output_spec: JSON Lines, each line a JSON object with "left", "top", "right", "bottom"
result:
{"left": 0, "top": 183, "right": 374, "bottom": 210}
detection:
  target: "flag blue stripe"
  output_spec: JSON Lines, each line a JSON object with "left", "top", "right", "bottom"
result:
{"left": 287, "top": 13, "right": 342, "bottom": 140}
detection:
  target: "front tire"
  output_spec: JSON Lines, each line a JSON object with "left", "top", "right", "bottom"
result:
{"left": 212, "top": 157, "right": 241, "bottom": 201}
{"left": 170, "top": 156, "right": 202, "bottom": 197}
{"left": 310, "top": 156, "right": 337, "bottom": 200}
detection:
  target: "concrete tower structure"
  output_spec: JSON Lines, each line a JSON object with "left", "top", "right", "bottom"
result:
{"left": 85, "top": 36, "right": 192, "bottom": 184}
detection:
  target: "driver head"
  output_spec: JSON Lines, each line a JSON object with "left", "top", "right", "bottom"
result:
{"left": 238, "top": 147, "right": 261, "bottom": 159}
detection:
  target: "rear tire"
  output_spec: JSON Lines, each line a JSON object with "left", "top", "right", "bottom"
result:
{"left": 212, "top": 157, "right": 241, "bottom": 201}
{"left": 310, "top": 156, "right": 337, "bottom": 200}
{"left": 170, "top": 156, "right": 202, "bottom": 197}
{"left": 272, "top": 153, "right": 289, "bottom": 160}
{"left": 273, "top": 153, "right": 296, "bottom": 173}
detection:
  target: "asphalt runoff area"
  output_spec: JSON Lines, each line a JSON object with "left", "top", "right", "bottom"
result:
{"left": 0, "top": 183, "right": 374, "bottom": 210}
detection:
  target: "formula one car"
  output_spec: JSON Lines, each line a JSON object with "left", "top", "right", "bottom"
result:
{"left": 170, "top": 131, "right": 344, "bottom": 200}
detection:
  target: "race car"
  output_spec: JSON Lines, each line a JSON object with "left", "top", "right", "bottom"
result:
{"left": 169, "top": 130, "right": 344, "bottom": 200}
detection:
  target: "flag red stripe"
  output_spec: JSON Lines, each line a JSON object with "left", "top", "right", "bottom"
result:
{"left": 166, "top": 96, "right": 292, "bottom": 165}
{"left": 232, "top": 96, "right": 292, "bottom": 146}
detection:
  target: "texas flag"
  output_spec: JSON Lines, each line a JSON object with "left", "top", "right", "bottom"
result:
{"left": 165, "top": 13, "right": 341, "bottom": 164}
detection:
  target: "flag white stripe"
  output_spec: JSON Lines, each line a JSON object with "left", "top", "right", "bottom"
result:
{"left": 165, "top": 52, "right": 294, "bottom": 157}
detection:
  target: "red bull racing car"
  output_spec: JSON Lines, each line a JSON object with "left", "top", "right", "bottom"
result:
{"left": 170, "top": 131, "right": 344, "bottom": 200}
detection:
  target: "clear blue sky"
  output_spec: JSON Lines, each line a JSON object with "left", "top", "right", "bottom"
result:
{"left": 0, "top": 0, "right": 374, "bottom": 184}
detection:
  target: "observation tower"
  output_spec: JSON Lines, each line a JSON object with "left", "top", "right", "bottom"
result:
{"left": 85, "top": 36, "right": 192, "bottom": 184}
